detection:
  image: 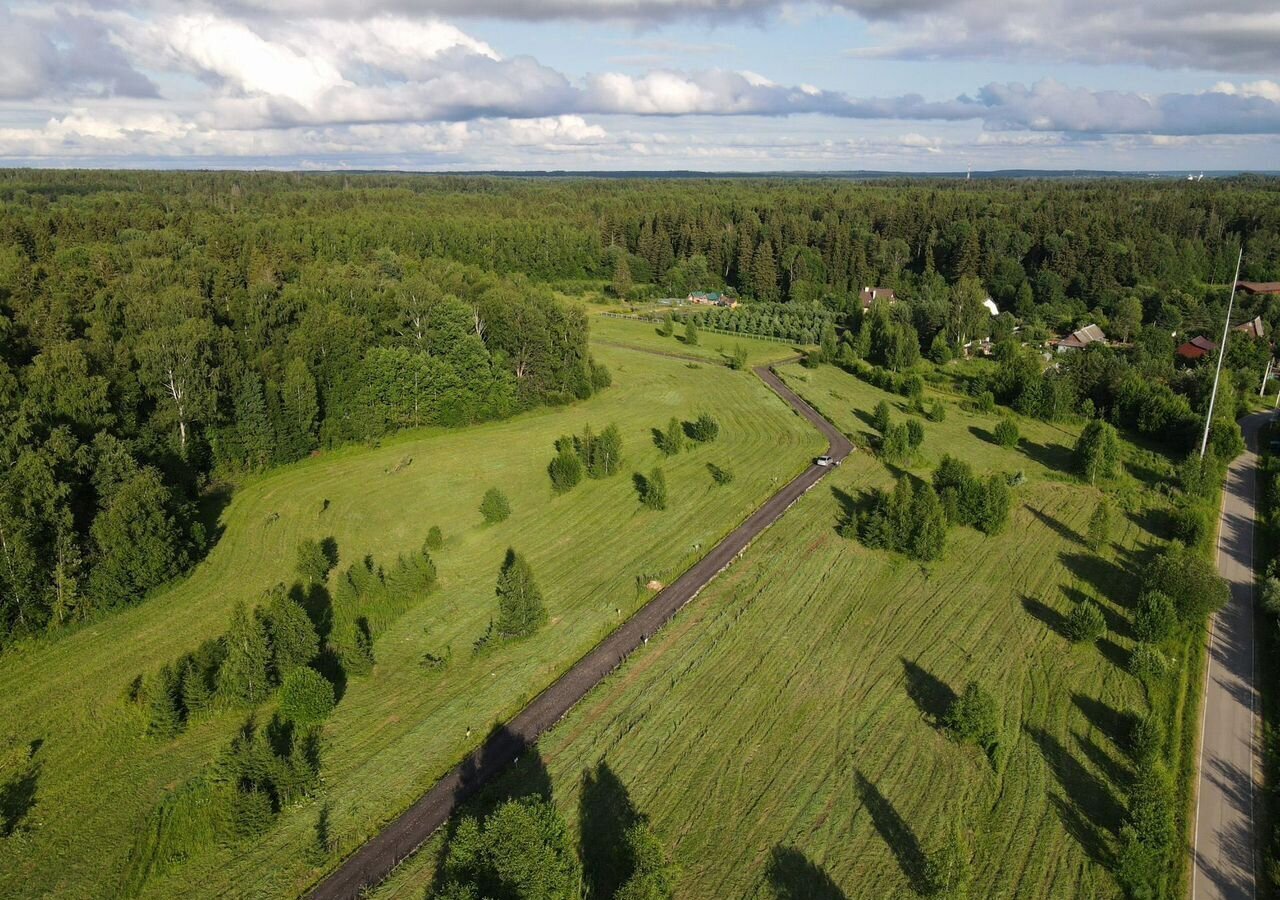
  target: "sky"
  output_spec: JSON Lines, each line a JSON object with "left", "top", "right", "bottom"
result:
{"left": 1, "top": 0, "right": 1279, "bottom": 171}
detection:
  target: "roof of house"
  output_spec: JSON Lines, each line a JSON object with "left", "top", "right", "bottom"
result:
{"left": 1234, "top": 315, "right": 1266, "bottom": 339}
{"left": 688, "top": 291, "right": 722, "bottom": 301}
{"left": 1177, "top": 335, "right": 1217, "bottom": 359}
{"left": 1059, "top": 323, "right": 1106, "bottom": 349}
{"left": 859, "top": 286, "right": 896, "bottom": 308}
{"left": 1237, "top": 281, "right": 1280, "bottom": 295}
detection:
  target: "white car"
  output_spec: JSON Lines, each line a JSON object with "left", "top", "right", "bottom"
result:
{"left": 815, "top": 455, "right": 835, "bottom": 467}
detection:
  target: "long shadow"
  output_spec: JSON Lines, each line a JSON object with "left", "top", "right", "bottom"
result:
{"left": 852, "top": 408, "right": 879, "bottom": 431}
{"left": 1070, "top": 693, "right": 1130, "bottom": 751}
{"left": 1025, "top": 725, "right": 1124, "bottom": 864}
{"left": 902, "top": 657, "right": 956, "bottom": 727}
{"left": 192, "top": 484, "right": 233, "bottom": 561}
{"left": 831, "top": 485, "right": 862, "bottom": 535}
{"left": 1022, "top": 596, "right": 1071, "bottom": 641}
{"left": 292, "top": 581, "right": 334, "bottom": 642}
{"left": 1126, "top": 506, "right": 1172, "bottom": 541}
{"left": 0, "top": 739, "right": 40, "bottom": 837}
{"left": 1019, "top": 439, "right": 1074, "bottom": 473}
{"left": 580, "top": 761, "right": 642, "bottom": 899}
{"left": 766, "top": 845, "right": 847, "bottom": 900}
{"left": 968, "top": 424, "right": 997, "bottom": 445}
{"left": 430, "top": 727, "right": 554, "bottom": 895}
{"left": 1075, "top": 732, "right": 1130, "bottom": 791}
{"left": 1027, "top": 506, "right": 1082, "bottom": 545}
{"left": 1059, "top": 552, "right": 1140, "bottom": 616}
{"left": 853, "top": 771, "right": 930, "bottom": 894}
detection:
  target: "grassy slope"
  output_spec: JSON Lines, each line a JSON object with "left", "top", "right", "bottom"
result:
{"left": 0, "top": 341, "right": 823, "bottom": 899}
{"left": 377, "top": 361, "right": 1174, "bottom": 899}
{"left": 588, "top": 313, "right": 807, "bottom": 367}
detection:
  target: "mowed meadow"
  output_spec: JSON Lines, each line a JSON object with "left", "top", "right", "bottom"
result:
{"left": 377, "top": 360, "right": 1176, "bottom": 899}
{"left": 0, "top": 337, "right": 823, "bottom": 899}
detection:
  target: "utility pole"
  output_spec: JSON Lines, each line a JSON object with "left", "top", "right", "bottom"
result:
{"left": 1199, "top": 247, "right": 1244, "bottom": 458}
{"left": 1261, "top": 357, "right": 1272, "bottom": 398}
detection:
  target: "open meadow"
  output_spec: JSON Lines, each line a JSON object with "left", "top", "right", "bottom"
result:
{"left": 0, "top": 339, "right": 824, "bottom": 899}
{"left": 587, "top": 313, "right": 807, "bottom": 367}
{"left": 375, "top": 359, "right": 1181, "bottom": 899}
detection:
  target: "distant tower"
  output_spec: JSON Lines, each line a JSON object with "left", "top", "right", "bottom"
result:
{"left": 966, "top": 166, "right": 971, "bottom": 181}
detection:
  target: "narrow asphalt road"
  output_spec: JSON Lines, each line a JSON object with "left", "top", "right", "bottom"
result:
{"left": 307, "top": 359, "right": 852, "bottom": 900}
{"left": 1193, "top": 412, "right": 1270, "bottom": 899}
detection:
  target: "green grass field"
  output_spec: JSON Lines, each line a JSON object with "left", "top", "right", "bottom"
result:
{"left": 375, "top": 361, "right": 1178, "bottom": 899}
{"left": 588, "top": 313, "right": 806, "bottom": 367}
{"left": 0, "top": 341, "right": 824, "bottom": 899}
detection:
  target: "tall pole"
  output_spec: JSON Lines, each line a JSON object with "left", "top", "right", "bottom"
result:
{"left": 1199, "top": 247, "right": 1244, "bottom": 458}
{"left": 1261, "top": 357, "right": 1272, "bottom": 398}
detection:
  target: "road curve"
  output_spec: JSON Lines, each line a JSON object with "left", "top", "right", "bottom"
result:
{"left": 1192, "top": 412, "right": 1269, "bottom": 899}
{"left": 306, "top": 359, "right": 851, "bottom": 900}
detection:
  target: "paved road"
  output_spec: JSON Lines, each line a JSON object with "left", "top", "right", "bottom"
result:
{"left": 307, "top": 361, "right": 852, "bottom": 900}
{"left": 1193, "top": 412, "right": 1270, "bottom": 899}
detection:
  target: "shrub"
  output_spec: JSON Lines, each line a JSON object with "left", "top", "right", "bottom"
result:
{"left": 1065, "top": 599, "right": 1106, "bottom": 643}
{"left": 993, "top": 416, "right": 1019, "bottom": 448}
{"left": 872, "top": 400, "right": 892, "bottom": 434}
{"left": 906, "top": 418, "right": 925, "bottom": 450}
{"left": 1143, "top": 542, "right": 1229, "bottom": 623}
{"left": 685, "top": 319, "right": 699, "bottom": 346}
{"left": 976, "top": 391, "right": 996, "bottom": 414}
{"left": 548, "top": 439, "right": 584, "bottom": 493}
{"left": 707, "top": 463, "right": 734, "bottom": 485}
{"left": 1129, "top": 644, "right": 1168, "bottom": 680}
{"left": 881, "top": 422, "right": 912, "bottom": 462}
{"left": 278, "top": 668, "right": 336, "bottom": 725}
{"left": 1086, "top": 501, "right": 1111, "bottom": 551}
{"left": 927, "top": 400, "right": 946, "bottom": 422}
{"left": 425, "top": 525, "right": 444, "bottom": 550}
{"left": 1168, "top": 502, "right": 1212, "bottom": 548}
{"left": 638, "top": 468, "right": 668, "bottom": 510}
{"left": 480, "top": 487, "right": 511, "bottom": 524}
{"left": 945, "top": 681, "right": 999, "bottom": 752}
{"left": 688, "top": 412, "right": 720, "bottom": 443}
{"left": 728, "top": 345, "right": 748, "bottom": 370}
{"left": 1262, "top": 577, "right": 1280, "bottom": 617}
{"left": 1129, "top": 711, "right": 1164, "bottom": 765}
{"left": 658, "top": 418, "right": 685, "bottom": 456}
{"left": 296, "top": 539, "right": 332, "bottom": 585}
{"left": 1133, "top": 591, "right": 1176, "bottom": 643}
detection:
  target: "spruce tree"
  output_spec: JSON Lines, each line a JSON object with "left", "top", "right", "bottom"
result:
{"left": 145, "top": 663, "right": 182, "bottom": 738}
{"left": 296, "top": 538, "right": 330, "bottom": 585}
{"left": 180, "top": 657, "right": 213, "bottom": 716}
{"left": 640, "top": 468, "right": 668, "bottom": 511}
{"left": 265, "top": 586, "right": 319, "bottom": 679}
{"left": 660, "top": 417, "right": 685, "bottom": 456}
{"left": 1087, "top": 500, "right": 1112, "bottom": 551}
{"left": 495, "top": 549, "right": 547, "bottom": 639}
{"left": 685, "top": 319, "right": 699, "bottom": 346}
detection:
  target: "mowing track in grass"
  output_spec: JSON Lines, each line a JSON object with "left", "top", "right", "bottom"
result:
{"left": 306, "top": 360, "right": 853, "bottom": 900}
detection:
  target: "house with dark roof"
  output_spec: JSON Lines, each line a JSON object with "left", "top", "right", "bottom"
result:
{"left": 1233, "top": 315, "right": 1266, "bottom": 340}
{"left": 859, "top": 286, "right": 896, "bottom": 312}
{"left": 1176, "top": 335, "right": 1217, "bottom": 361}
{"left": 1056, "top": 323, "right": 1106, "bottom": 352}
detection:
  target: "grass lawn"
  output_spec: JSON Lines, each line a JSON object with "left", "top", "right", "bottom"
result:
{"left": 588, "top": 312, "right": 807, "bottom": 367}
{"left": 0, "top": 342, "right": 823, "bottom": 899}
{"left": 376, "top": 360, "right": 1180, "bottom": 899}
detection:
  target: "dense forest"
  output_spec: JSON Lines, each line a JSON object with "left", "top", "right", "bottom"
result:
{"left": 0, "top": 170, "right": 1277, "bottom": 649}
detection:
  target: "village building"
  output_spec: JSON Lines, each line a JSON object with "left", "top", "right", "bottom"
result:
{"left": 687, "top": 291, "right": 738, "bottom": 308}
{"left": 1234, "top": 315, "right": 1266, "bottom": 340}
{"left": 1176, "top": 335, "right": 1217, "bottom": 361}
{"left": 1236, "top": 281, "right": 1280, "bottom": 296}
{"left": 859, "top": 286, "right": 896, "bottom": 313}
{"left": 1055, "top": 323, "right": 1106, "bottom": 353}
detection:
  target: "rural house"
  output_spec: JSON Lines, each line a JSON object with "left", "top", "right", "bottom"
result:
{"left": 1176, "top": 335, "right": 1217, "bottom": 361}
{"left": 1234, "top": 315, "right": 1266, "bottom": 340}
{"left": 859, "top": 286, "right": 896, "bottom": 312}
{"left": 1056, "top": 323, "right": 1106, "bottom": 353}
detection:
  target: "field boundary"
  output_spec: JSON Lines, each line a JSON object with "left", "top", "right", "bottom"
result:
{"left": 303, "top": 353, "right": 852, "bottom": 900}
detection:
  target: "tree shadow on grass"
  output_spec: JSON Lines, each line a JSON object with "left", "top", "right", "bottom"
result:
{"left": 902, "top": 657, "right": 956, "bottom": 727}
{"left": 1061, "top": 585, "right": 1135, "bottom": 643}
{"left": 292, "top": 581, "right": 334, "bottom": 642}
{"left": 967, "top": 424, "right": 997, "bottom": 445}
{"left": 1026, "top": 505, "right": 1083, "bottom": 545}
{"left": 853, "top": 771, "right": 931, "bottom": 895}
{"left": 1022, "top": 595, "right": 1071, "bottom": 641}
{"left": 1126, "top": 506, "right": 1172, "bottom": 541}
{"left": 1025, "top": 725, "right": 1123, "bottom": 865}
{"left": 1019, "top": 439, "right": 1074, "bottom": 473}
{"left": 0, "top": 739, "right": 41, "bottom": 837}
{"left": 580, "top": 761, "right": 642, "bottom": 899}
{"left": 192, "top": 484, "right": 233, "bottom": 561}
{"left": 1059, "top": 552, "right": 1140, "bottom": 608}
{"left": 1070, "top": 693, "right": 1131, "bottom": 751}
{"left": 1074, "top": 732, "right": 1131, "bottom": 792}
{"left": 831, "top": 485, "right": 862, "bottom": 535}
{"left": 766, "top": 846, "right": 848, "bottom": 900}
